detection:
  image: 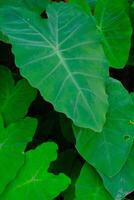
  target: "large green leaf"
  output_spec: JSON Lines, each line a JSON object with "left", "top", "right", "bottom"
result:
{"left": 75, "top": 163, "right": 112, "bottom": 200}
{"left": 95, "top": 0, "right": 132, "bottom": 68}
{"left": 0, "top": 142, "right": 71, "bottom": 200}
{"left": 100, "top": 145, "right": 134, "bottom": 200}
{"left": 99, "top": 94, "right": 134, "bottom": 200}
{"left": 0, "top": 2, "right": 108, "bottom": 131}
{"left": 0, "top": 116, "right": 37, "bottom": 194}
{"left": 0, "top": 66, "right": 37, "bottom": 126}
{"left": 74, "top": 78, "right": 134, "bottom": 177}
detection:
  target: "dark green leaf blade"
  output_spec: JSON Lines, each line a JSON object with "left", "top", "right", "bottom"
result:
{"left": 74, "top": 78, "right": 134, "bottom": 177}
{"left": 0, "top": 116, "right": 37, "bottom": 194}
{"left": 75, "top": 163, "right": 113, "bottom": 200}
{"left": 0, "top": 3, "right": 108, "bottom": 131}
{"left": 95, "top": 0, "right": 132, "bottom": 68}
{"left": 0, "top": 66, "right": 37, "bottom": 125}
{"left": 0, "top": 142, "right": 71, "bottom": 200}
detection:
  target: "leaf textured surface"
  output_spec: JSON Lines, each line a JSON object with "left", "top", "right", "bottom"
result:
{"left": 0, "top": 142, "right": 71, "bottom": 200}
{"left": 75, "top": 163, "right": 112, "bottom": 200}
{"left": 0, "top": 66, "right": 37, "bottom": 125}
{"left": 0, "top": 2, "right": 108, "bottom": 131}
{"left": 74, "top": 78, "right": 134, "bottom": 177}
{"left": 95, "top": 0, "right": 132, "bottom": 68}
{"left": 0, "top": 116, "right": 37, "bottom": 194}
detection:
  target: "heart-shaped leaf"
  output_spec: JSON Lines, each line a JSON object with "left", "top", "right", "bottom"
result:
{"left": 0, "top": 2, "right": 108, "bottom": 131}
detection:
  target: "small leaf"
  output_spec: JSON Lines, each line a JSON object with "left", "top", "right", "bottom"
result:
{"left": 75, "top": 163, "right": 112, "bottom": 200}
{"left": 74, "top": 78, "right": 134, "bottom": 177}
{"left": 0, "top": 2, "right": 108, "bottom": 131}
{"left": 0, "top": 116, "right": 37, "bottom": 194}
{"left": 95, "top": 0, "right": 132, "bottom": 68}
{"left": 0, "top": 142, "right": 71, "bottom": 200}
{"left": 0, "top": 66, "right": 37, "bottom": 125}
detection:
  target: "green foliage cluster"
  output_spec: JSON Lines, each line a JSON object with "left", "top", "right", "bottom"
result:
{"left": 0, "top": 0, "right": 134, "bottom": 199}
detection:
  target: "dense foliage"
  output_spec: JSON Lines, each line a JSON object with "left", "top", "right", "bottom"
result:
{"left": 0, "top": 0, "right": 134, "bottom": 199}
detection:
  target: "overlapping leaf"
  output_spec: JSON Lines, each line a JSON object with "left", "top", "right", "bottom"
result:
{"left": 74, "top": 78, "right": 134, "bottom": 177}
{"left": 0, "top": 2, "right": 108, "bottom": 131}
{"left": 75, "top": 163, "right": 112, "bottom": 200}
{"left": 0, "top": 142, "right": 71, "bottom": 200}
{"left": 0, "top": 66, "right": 37, "bottom": 125}
{"left": 0, "top": 116, "right": 37, "bottom": 194}
{"left": 99, "top": 94, "right": 134, "bottom": 200}
{"left": 95, "top": 0, "right": 132, "bottom": 68}
{"left": 100, "top": 145, "right": 134, "bottom": 200}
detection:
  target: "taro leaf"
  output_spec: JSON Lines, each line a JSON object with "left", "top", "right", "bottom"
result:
{"left": 0, "top": 2, "right": 108, "bottom": 131}
{"left": 75, "top": 163, "right": 113, "bottom": 200}
{"left": 68, "top": 0, "right": 91, "bottom": 14}
{"left": 0, "top": 116, "right": 37, "bottom": 194}
{"left": 49, "top": 149, "right": 82, "bottom": 200}
{"left": 95, "top": 0, "right": 132, "bottom": 68}
{"left": 73, "top": 78, "right": 134, "bottom": 177}
{"left": 0, "top": 66, "right": 37, "bottom": 126}
{"left": 0, "top": 142, "right": 71, "bottom": 200}
{"left": 100, "top": 145, "right": 134, "bottom": 200}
